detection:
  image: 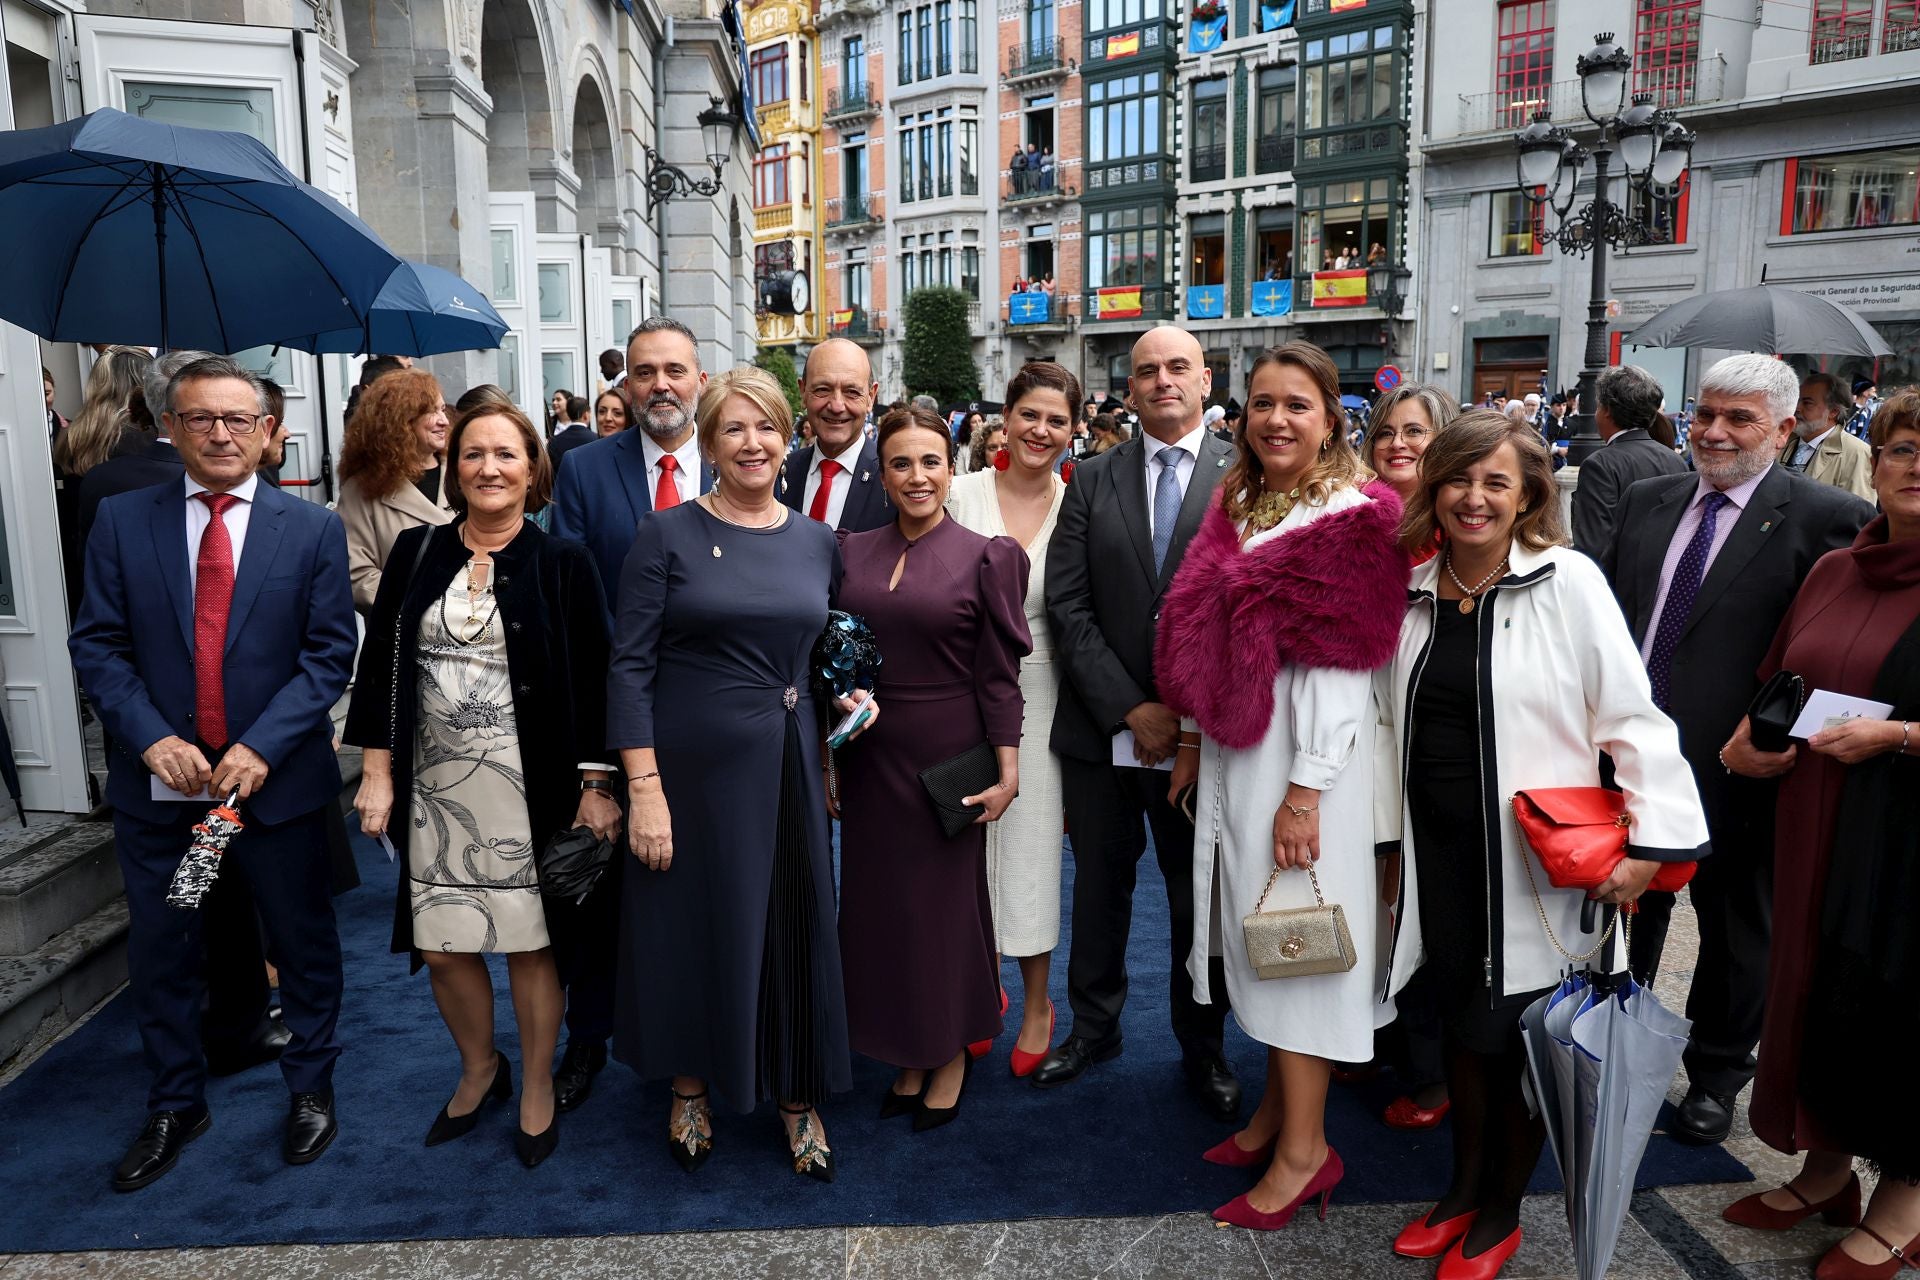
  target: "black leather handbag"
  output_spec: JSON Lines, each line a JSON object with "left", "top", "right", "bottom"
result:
{"left": 1748, "top": 669, "right": 1805, "bottom": 754}
{"left": 917, "top": 743, "right": 999, "bottom": 839}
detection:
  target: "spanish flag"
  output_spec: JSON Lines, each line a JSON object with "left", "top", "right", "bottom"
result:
{"left": 831, "top": 308, "right": 855, "bottom": 328}
{"left": 1310, "top": 269, "right": 1368, "bottom": 308}
{"left": 1105, "top": 31, "right": 1140, "bottom": 57}
{"left": 1330, "top": 0, "right": 1367, "bottom": 10}
{"left": 1097, "top": 286, "right": 1142, "bottom": 319}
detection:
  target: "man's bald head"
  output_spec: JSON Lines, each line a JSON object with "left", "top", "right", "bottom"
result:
{"left": 1128, "top": 325, "right": 1211, "bottom": 444}
{"left": 802, "top": 338, "right": 878, "bottom": 454}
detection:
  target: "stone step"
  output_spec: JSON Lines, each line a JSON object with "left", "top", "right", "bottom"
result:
{"left": 0, "top": 822, "right": 121, "bottom": 957}
{"left": 0, "top": 896, "right": 129, "bottom": 1072}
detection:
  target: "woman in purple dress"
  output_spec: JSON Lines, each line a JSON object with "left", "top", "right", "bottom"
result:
{"left": 834, "top": 405, "right": 1032, "bottom": 1130}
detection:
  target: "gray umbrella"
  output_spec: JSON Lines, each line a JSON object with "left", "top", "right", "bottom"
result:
{"left": 1624, "top": 284, "right": 1893, "bottom": 358}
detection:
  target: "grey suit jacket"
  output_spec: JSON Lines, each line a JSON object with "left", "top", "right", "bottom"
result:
{"left": 1045, "top": 430, "right": 1234, "bottom": 763}
{"left": 1573, "top": 428, "right": 1687, "bottom": 557}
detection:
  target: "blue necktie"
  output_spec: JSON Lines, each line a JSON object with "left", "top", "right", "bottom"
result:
{"left": 1646, "top": 491, "right": 1731, "bottom": 710}
{"left": 1151, "top": 450, "right": 1183, "bottom": 573}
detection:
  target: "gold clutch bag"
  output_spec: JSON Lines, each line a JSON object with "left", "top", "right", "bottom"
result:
{"left": 1241, "top": 862, "right": 1357, "bottom": 980}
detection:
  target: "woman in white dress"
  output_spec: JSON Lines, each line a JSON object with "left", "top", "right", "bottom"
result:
{"left": 1159, "top": 342, "right": 1412, "bottom": 1231}
{"left": 945, "top": 361, "right": 1077, "bottom": 1076}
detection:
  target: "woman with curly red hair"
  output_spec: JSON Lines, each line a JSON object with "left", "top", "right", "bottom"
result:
{"left": 336, "top": 367, "right": 455, "bottom": 613}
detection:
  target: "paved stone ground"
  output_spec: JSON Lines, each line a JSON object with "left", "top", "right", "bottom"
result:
{"left": 0, "top": 891, "right": 1853, "bottom": 1279}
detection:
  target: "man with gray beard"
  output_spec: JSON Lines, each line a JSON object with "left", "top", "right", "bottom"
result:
{"left": 545, "top": 316, "right": 713, "bottom": 1114}
{"left": 1601, "top": 353, "right": 1871, "bottom": 1146}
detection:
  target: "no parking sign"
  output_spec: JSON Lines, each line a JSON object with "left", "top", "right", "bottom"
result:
{"left": 1374, "top": 365, "right": 1402, "bottom": 393}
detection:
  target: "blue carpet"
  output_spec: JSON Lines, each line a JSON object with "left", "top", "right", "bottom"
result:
{"left": 0, "top": 825, "right": 1748, "bottom": 1251}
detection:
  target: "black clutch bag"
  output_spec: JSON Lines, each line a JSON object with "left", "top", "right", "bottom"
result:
{"left": 538, "top": 826, "right": 614, "bottom": 903}
{"left": 1748, "top": 669, "right": 1805, "bottom": 754}
{"left": 918, "top": 742, "right": 999, "bottom": 839}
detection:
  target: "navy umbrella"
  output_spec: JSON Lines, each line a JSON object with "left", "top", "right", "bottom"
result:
{"left": 1624, "top": 284, "right": 1894, "bottom": 359}
{"left": 0, "top": 108, "right": 399, "bottom": 351}
{"left": 279, "top": 261, "right": 508, "bottom": 357}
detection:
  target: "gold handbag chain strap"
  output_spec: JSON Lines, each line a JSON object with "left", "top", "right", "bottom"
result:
{"left": 1516, "top": 838, "right": 1632, "bottom": 963}
{"left": 1255, "top": 861, "right": 1327, "bottom": 912}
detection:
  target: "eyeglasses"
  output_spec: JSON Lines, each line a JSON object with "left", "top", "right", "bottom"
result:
{"left": 1881, "top": 443, "right": 1920, "bottom": 467}
{"left": 1371, "top": 424, "right": 1431, "bottom": 445}
{"left": 176, "top": 411, "right": 262, "bottom": 435}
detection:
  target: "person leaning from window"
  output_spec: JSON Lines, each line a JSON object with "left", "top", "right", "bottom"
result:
{"left": 607, "top": 367, "right": 866, "bottom": 1180}
{"left": 334, "top": 369, "right": 455, "bottom": 614}
{"left": 1376, "top": 411, "right": 1707, "bottom": 1280}
{"left": 1718, "top": 387, "right": 1920, "bottom": 1280}
{"left": 346, "top": 400, "right": 617, "bottom": 1171}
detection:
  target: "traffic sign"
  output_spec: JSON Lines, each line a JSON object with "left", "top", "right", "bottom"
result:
{"left": 1374, "top": 365, "right": 1402, "bottom": 393}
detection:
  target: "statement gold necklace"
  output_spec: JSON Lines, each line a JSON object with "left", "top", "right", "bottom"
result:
{"left": 1444, "top": 549, "right": 1509, "bottom": 615}
{"left": 1245, "top": 485, "right": 1302, "bottom": 534}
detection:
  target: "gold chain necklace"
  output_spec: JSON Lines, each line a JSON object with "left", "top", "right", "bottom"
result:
{"left": 1245, "top": 485, "right": 1302, "bottom": 534}
{"left": 1444, "top": 549, "right": 1509, "bottom": 615}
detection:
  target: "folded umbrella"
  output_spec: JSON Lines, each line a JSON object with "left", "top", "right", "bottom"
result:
{"left": 278, "top": 260, "right": 507, "bottom": 357}
{"left": 1623, "top": 284, "right": 1893, "bottom": 359}
{"left": 166, "top": 791, "right": 245, "bottom": 910}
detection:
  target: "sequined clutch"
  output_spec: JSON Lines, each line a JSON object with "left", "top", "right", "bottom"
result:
{"left": 1241, "top": 861, "right": 1356, "bottom": 981}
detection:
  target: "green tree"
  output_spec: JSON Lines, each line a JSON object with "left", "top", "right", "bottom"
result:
{"left": 754, "top": 345, "right": 805, "bottom": 419}
{"left": 901, "top": 286, "right": 981, "bottom": 405}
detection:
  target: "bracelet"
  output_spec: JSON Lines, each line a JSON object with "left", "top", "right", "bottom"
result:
{"left": 580, "top": 778, "right": 613, "bottom": 794}
{"left": 1718, "top": 746, "right": 1731, "bottom": 775}
{"left": 1283, "top": 801, "right": 1318, "bottom": 817}
{"left": 1177, "top": 741, "right": 1201, "bottom": 751}
{"left": 1903, "top": 722, "right": 1911, "bottom": 755}
{"left": 628, "top": 771, "right": 661, "bottom": 785}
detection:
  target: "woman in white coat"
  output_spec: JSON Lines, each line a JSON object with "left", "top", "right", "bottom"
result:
{"left": 1159, "top": 341, "right": 1413, "bottom": 1232}
{"left": 946, "top": 360, "right": 1076, "bottom": 1076}
{"left": 1376, "top": 410, "right": 1708, "bottom": 1280}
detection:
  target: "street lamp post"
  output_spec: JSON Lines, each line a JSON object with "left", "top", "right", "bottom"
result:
{"left": 1513, "top": 32, "right": 1696, "bottom": 465}
{"left": 643, "top": 96, "right": 743, "bottom": 216}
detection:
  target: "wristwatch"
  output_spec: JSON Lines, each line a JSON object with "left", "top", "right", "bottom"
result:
{"left": 580, "top": 778, "right": 614, "bottom": 795}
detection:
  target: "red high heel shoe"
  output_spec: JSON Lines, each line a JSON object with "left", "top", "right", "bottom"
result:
{"left": 1393, "top": 1208, "right": 1478, "bottom": 1258}
{"left": 1384, "top": 1095, "right": 1451, "bottom": 1130}
{"left": 1813, "top": 1226, "right": 1920, "bottom": 1280}
{"left": 969, "top": 988, "right": 1010, "bottom": 1060}
{"left": 1009, "top": 1000, "right": 1054, "bottom": 1078}
{"left": 1724, "top": 1173, "right": 1863, "bottom": 1231}
{"left": 1202, "top": 1132, "right": 1277, "bottom": 1168}
{"left": 1437, "top": 1227, "right": 1522, "bottom": 1280}
{"left": 1212, "top": 1147, "right": 1343, "bottom": 1230}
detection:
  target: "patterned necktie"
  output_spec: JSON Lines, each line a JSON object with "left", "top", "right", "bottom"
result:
{"left": 808, "top": 459, "right": 842, "bottom": 523}
{"left": 1151, "top": 449, "right": 1183, "bottom": 573}
{"left": 194, "top": 492, "right": 239, "bottom": 749}
{"left": 655, "top": 454, "right": 681, "bottom": 510}
{"left": 1646, "top": 491, "right": 1731, "bottom": 711}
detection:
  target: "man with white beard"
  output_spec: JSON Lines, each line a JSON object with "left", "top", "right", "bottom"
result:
{"left": 1600, "top": 353, "right": 1871, "bottom": 1147}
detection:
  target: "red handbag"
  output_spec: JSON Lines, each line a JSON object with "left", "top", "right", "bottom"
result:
{"left": 1510, "top": 788, "right": 1696, "bottom": 894}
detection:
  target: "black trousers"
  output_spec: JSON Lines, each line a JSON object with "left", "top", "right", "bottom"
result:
{"left": 199, "top": 861, "right": 272, "bottom": 1050}
{"left": 1629, "top": 834, "right": 1772, "bottom": 1097}
{"left": 1060, "top": 755, "right": 1227, "bottom": 1058}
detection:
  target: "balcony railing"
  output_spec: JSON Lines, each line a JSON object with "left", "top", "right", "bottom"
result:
{"left": 830, "top": 307, "right": 887, "bottom": 343}
{"left": 1005, "top": 171, "right": 1074, "bottom": 205}
{"left": 1254, "top": 134, "right": 1296, "bottom": 174}
{"left": 1082, "top": 285, "right": 1171, "bottom": 322}
{"left": 1006, "top": 37, "right": 1069, "bottom": 82}
{"left": 1451, "top": 56, "right": 1726, "bottom": 137}
{"left": 1886, "top": 17, "right": 1920, "bottom": 53}
{"left": 1005, "top": 290, "right": 1078, "bottom": 329}
{"left": 824, "top": 83, "right": 879, "bottom": 122}
{"left": 817, "top": 0, "right": 880, "bottom": 26}
{"left": 754, "top": 203, "right": 794, "bottom": 234}
{"left": 1810, "top": 27, "right": 1872, "bottom": 64}
{"left": 1190, "top": 143, "right": 1226, "bottom": 183}
{"left": 825, "top": 193, "right": 884, "bottom": 231}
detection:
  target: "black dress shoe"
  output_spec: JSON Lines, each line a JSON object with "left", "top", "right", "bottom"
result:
{"left": 284, "top": 1091, "right": 337, "bottom": 1165}
{"left": 879, "top": 1076, "right": 928, "bottom": 1120}
{"left": 514, "top": 1114, "right": 559, "bottom": 1168}
{"left": 1029, "top": 1032, "right": 1123, "bottom": 1089}
{"left": 1673, "top": 1084, "right": 1734, "bottom": 1146}
{"left": 553, "top": 1039, "right": 608, "bottom": 1114}
{"left": 206, "top": 1009, "right": 291, "bottom": 1078}
{"left": 425, "top": 1051, "right": 513, "bottom": 1147}
{"left": 913, "top": 1053, "right": 975, "bottom": 1133}
{"left": 1184, "top": 1053, "right": 1243, "bottom": 1122}
{"left": 112, "top": 1106, "right": 211, "bottom": 1192}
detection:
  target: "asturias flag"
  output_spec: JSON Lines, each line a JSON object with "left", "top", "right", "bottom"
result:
{"left": 1251, "top": 279, "right": 1293, "bottom": 317}
{"left": 1310, "top": 270, "right": 1368, "bottom": 308}
{"left": 1097, "top": 286, "right": 1143, "bottom": 319}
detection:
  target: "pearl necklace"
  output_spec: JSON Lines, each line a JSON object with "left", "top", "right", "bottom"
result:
{"left": 1444, "top": 549, "right": 1509, "bottom": 615}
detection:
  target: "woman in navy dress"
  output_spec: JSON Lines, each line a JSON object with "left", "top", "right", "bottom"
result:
{"left": 608, "top": 367, "right": 867, "bottom": 1182}
{"left": 834, "top": 405, "right": 1032, "bottom": 1130}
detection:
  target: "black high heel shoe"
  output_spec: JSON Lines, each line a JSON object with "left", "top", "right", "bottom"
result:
{"left": 913, "top": 1052, "right": 974, "bottom": 1133}
{"left": 780, "top": 1103, "right": 835, "bottom": 1183}
{"left": 668, "top": 1087, "right": 713, "bottom": 1172}
{"left": 879, "top": 1074, "right": 928, "bottom": 1120}
{"left": 424, "top": 1051, "right": 511, "bottom": 1147}
{"left": 514, "top": 1107, "right": 559, "bottom": 1169}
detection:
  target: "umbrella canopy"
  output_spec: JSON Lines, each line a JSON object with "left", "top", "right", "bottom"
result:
{"left": 1340, "top": 394, "right": 1369, "bottom": 410}
{"left": 278, "top": 261, "right": 507, "bottom": 357}
{"left": 0, "top": 108, "right": 399, "bottom": 352}
{"left": 1623, "top": 284, "right": 1894, "bottom": 359}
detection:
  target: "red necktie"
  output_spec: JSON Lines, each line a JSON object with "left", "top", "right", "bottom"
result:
{"left": 655, "top": 455, "right": 681, "bottom": 510}
{"left": 193, "top": 492, "right": 239, "bottom": 749}
{"left": 808, "top": 459, "right": 843, "bottom": 523}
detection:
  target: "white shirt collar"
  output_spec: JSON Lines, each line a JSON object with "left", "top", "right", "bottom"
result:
{"left": 184, "top": 471, "right": 260, "bottom": 504}
{"left": 811, "top": 436, "right": 864, "bottom": 476}
{"left": 1800, "top": 425, "right": 1837, "bottom": 451}
{"left": 639, "top": 431, "right": 700, "bottom": 475}
{"left": 1141, "top": 423, "right": 1205, "bottom": 468}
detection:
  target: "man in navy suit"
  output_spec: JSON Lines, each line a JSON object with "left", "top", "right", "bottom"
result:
{"left": 547, "top": 393, "right": 596, "bottom": 474}
{"left": 780, "top": 338, "right": 892, "bottom": 531}
{"left": 70, "top": 355, "right": 357, "bottom": 1190}
{"left": 545, "top": 315, "right": 712, "bottom": 1112}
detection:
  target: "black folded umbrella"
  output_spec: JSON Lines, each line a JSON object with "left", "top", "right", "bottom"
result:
{"left": 538, "top": 826, "right": 614, "bottom": 904}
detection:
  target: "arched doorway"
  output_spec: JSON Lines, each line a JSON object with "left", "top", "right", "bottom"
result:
{"left": 480, "top": 0, "right": 555, "bottom": 222}
{"left": 571, "top": 77, "right": 618, "bottom": 249}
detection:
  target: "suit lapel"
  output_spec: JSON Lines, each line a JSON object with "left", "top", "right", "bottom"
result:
{"left": 1158, "top": 434, "right": 1232, "bottom": 591}
{"left": 842, "top": 439, "right": 882, "bottom": 529}
{"left": 1634, "top": 478, "right": 1694, "bottom": 639}
{"left": 611, "top": 430, "right": 652, "bottom": 520}
{"left": 226, "top": 484, "right": 287, "bottom": 654}
{"left": 1680, "top": 467, "right": 1790, "bottom": 644}
{"left": 152, "top": 483, "right": 193, "bottom": 650}
{"left": 1109, "top": 439, "right": 1156, "bottom": 585}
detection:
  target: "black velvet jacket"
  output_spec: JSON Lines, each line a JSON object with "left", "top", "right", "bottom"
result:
{"left": 343, "top": 518, "right": 611, "bottom": 961}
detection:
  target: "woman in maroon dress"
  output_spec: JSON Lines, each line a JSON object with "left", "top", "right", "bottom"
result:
{"left": 1721, "top": 388, "right": 1920, "bottom": 1280}
{"left": 833, "top": 405, "right": 1032, "bottom": 1131}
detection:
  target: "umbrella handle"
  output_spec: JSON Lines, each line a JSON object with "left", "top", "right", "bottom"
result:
{"left": 1580, "top": 896, "right": 1599, "bottom": 934}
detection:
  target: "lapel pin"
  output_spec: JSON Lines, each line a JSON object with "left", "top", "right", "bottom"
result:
{"left": 861, "top": 470, "right": 870, "bottom": 482}
{"left": 1761, "top": 520, "right": 1773, "bottom": 532}
{"left": 1216, "top": 457, "right": 1227, "bottom": 468}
